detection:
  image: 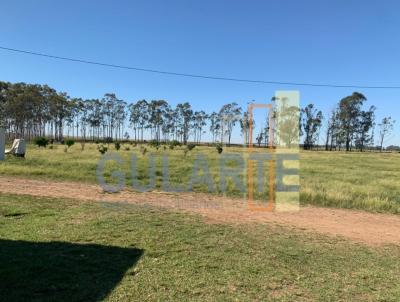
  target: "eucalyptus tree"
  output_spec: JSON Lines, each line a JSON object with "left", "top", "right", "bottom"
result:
{"left": 54, "top": 92, "right": 71, "bottom": 141}
{"left": 79, "top": 99, "right": 90, "bottom": 140}
{"left": 263, "top": 113, "right": 270, "bottom": 147}
{"left": 219, "top": 102, "right": 242, "bottom": 146}
{"left": 176, "top": 102, "right": 193, "bottom": 144}
{"left": 4, "top": 82, "right": 40, "bottom": 138}
{"left": 1, "top": 79, "right": 397, "bottom": 153}
{"left": 162, "top": 105, "right": 175, "bottom": 142}
{"left": 102, "top": 93, "right": 116, "bottom": 139}
{"left": 129, "top": 99, "right": 149, "bottom": 142}
{"left": 378, "top": 117, "right": 395, "bottom": 152}
{"left": 256, "top": 131, "right": 264, "bottom": 147}
{"left": 325, "top": 109, "right": 337, "bottom": 151}
{"left": 192, "top": 110, "right": 208, "bottom": 143}
{"left": 277, "top": 103, "right": 300, "bottom": 148}
{"left": 355, "top": 106, "right": 375, "bottom": 151}
{"left": 115, "top": 99, "right": 127, "bottom": 140}
{"left": 66, "top": 98, "right": 83, "bottom": 138}
{"left": 0, "top": 82, "right": 8, "bottom": 124}
{"left": 240, "top": 111, "right": 253, "bottom": 145}
{"left": 148, "top": 100, "right": 169, "bottom": 143}
{"left": 209, "top": 112, "right": 220, "bottom": 143}
{"left": 302, "top": 104, "right": 323, "bottom": 150}
{"left": 338, "top": 92, "right": 367, "bottom": 151}
{"left": 86, "top": 99, "right": 103, "bottom": 140}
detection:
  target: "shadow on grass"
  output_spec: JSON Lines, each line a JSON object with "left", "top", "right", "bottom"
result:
{"left": 0, "top": 239, "right": 143, "bottom": 301}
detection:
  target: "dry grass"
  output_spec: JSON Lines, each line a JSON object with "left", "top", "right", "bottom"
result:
{"left": 0, "top": 143, "right": 399, "bottom": 213}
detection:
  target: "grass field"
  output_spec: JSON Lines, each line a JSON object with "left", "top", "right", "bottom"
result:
{"left": 0, "top": 143, "right": 399, "bottom": 213}
{"left": 1, "top": 193, "right": 400, "bottom": 301}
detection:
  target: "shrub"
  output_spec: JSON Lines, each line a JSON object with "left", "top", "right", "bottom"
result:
{"left": 97, "top": 144, "right": 108, "bottom": 155}
{"left": 187, "top": 143, "right": 196, "bottom": 151}
{"left": 169, "top": 140, "right": 181, "bottom": 147}
{"left": 114, "top": 142, "right": 121, "bottom": 151}
{"left": 34, "top": 137, "right": 49, "bottom": 148}
{"left": 141, "top": 146, "right": 147, "bottom": 156}
{"left": 216, "top": 143, "right": 223, "bottom": 154}
{"left": 65, "top": 139, "right": 75, "bottom": 149}
{"left": 80, "top": 142, "right": 85, "bottom": 151}
{"left": 124, "top": 146, "right": 130, "bottom": 151}
{"left": 104, "top": 137, "right": 113, "bottom": 144}
{"left": 149, "top": 140, "right": 160, "bottom": 148}
{"left": 183, "top": 149, "right": 189, "bottom": 157}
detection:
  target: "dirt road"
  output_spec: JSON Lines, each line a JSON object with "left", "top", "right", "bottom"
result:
{"left": 1, "top": 176, "right": 399, "bottom": 246}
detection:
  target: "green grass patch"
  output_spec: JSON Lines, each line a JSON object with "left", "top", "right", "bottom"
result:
{"left": 0, "top": 193, "right": 399, "bottom": 301}
{"left": 0, "top": 143, "right": 399, "bottom": 213}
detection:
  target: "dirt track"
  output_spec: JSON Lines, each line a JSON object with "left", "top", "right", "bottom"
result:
{"left": 1, "top": 176, "right": 399, "bottom": 246}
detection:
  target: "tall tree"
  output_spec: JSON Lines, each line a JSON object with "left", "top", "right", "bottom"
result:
{"left": 240, "top": 111, "right": 254, "bottom": 145}
{"left": 209, "top": 112, "right": 220, "bottom": 143}
{"left": 176, "top": 102, "right": 193, "bottom": 145}
{"left": 148, "top": 100, "right": 168, "bottom": 143}
{"left": 355, "top": 106, "right": 375, "bottom": 151}
{"left": 378, "top": 117, "right": 395, "bottom": 152}
{"left": 219, "top": 102, "right": 242, "bottom": 146}
{"left": 192, "top": 111, "right": 208, "bottom": 144}
{"left": 129, "top": 99, "right": 149, "bottom": 142}
{"left": 302, "top": 104, "right": 323, "bottom": 150}
{"left": 337, "top": 92, "right": 366, "bottom": 151}
{"left": 275, "top": 97, "right": 300, "bottom": 148}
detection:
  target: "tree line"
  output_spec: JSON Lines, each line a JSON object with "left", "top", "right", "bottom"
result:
{"left": 0, "top": 81, "right": 396, "bottom": 151}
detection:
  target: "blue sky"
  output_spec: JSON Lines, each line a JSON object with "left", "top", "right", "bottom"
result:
{"left": 1, "top": 0, "right": 399, "bottom": 145}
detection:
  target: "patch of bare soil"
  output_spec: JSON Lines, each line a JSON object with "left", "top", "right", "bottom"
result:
{"left": 1, "top": 176, "right": 399, "bottom": 246}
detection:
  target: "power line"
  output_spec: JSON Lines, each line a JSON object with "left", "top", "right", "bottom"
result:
{"left": 1, "top": 45, "right": 400, "bottom": 89}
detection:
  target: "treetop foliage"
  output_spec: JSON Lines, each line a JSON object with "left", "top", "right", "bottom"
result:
{"left": 0, "top": 81, "right": 395, "bottom": 151}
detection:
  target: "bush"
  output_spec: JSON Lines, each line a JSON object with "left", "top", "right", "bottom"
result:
{"left": 80, "top": 142, "right": 85, "bottom": 151}
{"left": 114, "top": 142, "right": 121, "bottom": 151}
{"left": 149, "top": 140, "right": 160, "bottom": 148}
{"left": 187, "top": 143, "right": 196, "bottom": 151}
{"left": 65, "top": 139, "right": 75, "bottom": 149}
{"left": 97, "top": 144, "right": 108, "bottom": 155}
{"left": 124, "top": 146, "right": 130, "bottom": 151}
{"left": 216, "top": 143, "right": 223, "bottom": 154}
{"left": 141, "top": 146, "right": 147, "bottom": 156}
{"left": 169, "top": 140, "right": 181, "bottom": 147}
{"left": 104, "top": 137, "right": 113, "bottom": 144}
{"left": 34, "top": 137, "right": 49, "bottom": 148}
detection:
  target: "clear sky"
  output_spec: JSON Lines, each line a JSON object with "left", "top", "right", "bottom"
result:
{"left": 1, "top": 0, "right": 399, "bottom": 145}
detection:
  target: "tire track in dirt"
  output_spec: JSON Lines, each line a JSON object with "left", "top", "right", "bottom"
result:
{"left": 0, "top": 176, "right": 399, "bottom": 246}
